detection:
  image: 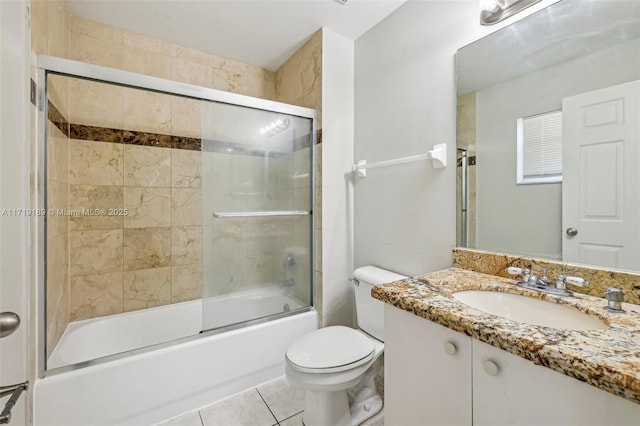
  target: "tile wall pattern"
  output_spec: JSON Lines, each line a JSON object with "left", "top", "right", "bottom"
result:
{"left": 32, "top": 1, "right": 324, "bottom": 352}
{"left": 453, "top": 247, "right": 640, "bottom": 304}
{"left": 32, "top": 0, "right": 72, "bottom": 355}
{"left": 46, "top": 78, "right": 316, "bottom": 322}
{"left": 275, "top": 30, "right": 323, "bottom": 128}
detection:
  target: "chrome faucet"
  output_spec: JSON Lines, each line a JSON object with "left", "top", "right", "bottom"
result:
{"left": 506, "top": 267, "right": 588, "bottom": 297}
{"left": 604, "top": 288, "right": 625, "bottom": 312}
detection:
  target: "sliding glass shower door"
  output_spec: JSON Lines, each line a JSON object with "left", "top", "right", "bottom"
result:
{"left": 201, "top": 101, "right": 314, "bottom": 331}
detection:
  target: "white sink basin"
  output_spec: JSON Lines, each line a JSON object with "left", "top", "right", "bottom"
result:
{"left": 452, "top": 290, "right": 608, "bottom": 331}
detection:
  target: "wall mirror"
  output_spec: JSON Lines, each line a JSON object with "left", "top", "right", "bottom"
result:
{"left": 456, "top": 0, "right": 640, "bottom": 271}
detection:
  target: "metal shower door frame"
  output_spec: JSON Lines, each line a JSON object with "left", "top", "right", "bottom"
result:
{"left": 35, "top": 55, "right": 316, "bottom": 377}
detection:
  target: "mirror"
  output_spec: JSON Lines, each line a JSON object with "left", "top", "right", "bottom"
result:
{"left": 456, "top": 0, "right": 640, "bottom": 271}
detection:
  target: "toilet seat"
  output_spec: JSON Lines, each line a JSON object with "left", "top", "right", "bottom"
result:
{"left": 286, "top": 326, "right": 375, "bottom": 373}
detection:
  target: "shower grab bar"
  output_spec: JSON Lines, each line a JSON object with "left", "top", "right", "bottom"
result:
{"left": 213, "top": 210, "right": 311, "bottom": 218}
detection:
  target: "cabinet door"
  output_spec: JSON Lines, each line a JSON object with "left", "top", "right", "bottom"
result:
{"left": 384, "top": 305, "right": 472, "bottom": 426}
{"left": 473, "top": 339, "right": 640, "bottom": 425}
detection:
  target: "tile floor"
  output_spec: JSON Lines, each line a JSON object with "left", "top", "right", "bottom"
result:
{"left": 156, "top": 376, "right": 384, "bottom": 426}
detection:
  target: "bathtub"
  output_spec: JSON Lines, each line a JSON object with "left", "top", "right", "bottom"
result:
{"left": 35, "top": 287, "right": 317, "bottom": 425}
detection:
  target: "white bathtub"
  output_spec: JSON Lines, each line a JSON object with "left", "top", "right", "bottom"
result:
{"left": 35, "top": 287, "right": 317, "bottom": 425}
{"left": 48, "top": 287, "right": 306, "bottom": 369}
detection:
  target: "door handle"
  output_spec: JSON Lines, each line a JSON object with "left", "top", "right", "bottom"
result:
{"left": 566, "top": 228, "right": 578, "bottom": 237}
{"left": 0, "top": 313, "right": 20, "bottom": 339}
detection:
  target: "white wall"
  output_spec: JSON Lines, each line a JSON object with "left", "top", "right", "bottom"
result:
{"left": 476, "top": 39, "right": 640, "bottom": 259}
{"left": 0, "top": 0, "right": 30, "bottom": 424}
{"left": 321, "top": 29, "right": 355, "bottom": 327}
{"left": 354, "top": 1, "right": 483, "bottom": 277}
{"left": 352, "top": 0, "right": 573, "bottom": 277}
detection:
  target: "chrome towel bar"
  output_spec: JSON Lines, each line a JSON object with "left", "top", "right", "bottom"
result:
{"left": 213, "top": 210, "right": 311, "bottom": 218}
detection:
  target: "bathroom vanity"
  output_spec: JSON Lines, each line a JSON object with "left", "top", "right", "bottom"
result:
{"left": 373, "top": 268, "right": 640, "bottom": 426}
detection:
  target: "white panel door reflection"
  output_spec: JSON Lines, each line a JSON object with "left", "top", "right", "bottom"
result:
{"left": 562, "top": 80, "right": 640, "bottom": 270}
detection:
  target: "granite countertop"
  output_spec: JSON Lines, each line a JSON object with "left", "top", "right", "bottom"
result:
{"left": 372, "top": 267, "right": 640, "bottom": 405}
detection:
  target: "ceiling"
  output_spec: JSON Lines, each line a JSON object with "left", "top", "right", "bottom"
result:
{"left": 67, "top": 0, "right": 407, "bottom": 71}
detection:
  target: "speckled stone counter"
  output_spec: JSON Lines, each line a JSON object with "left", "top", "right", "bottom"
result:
{"left": 372, "top": 268, "right": 640, "bottom": 405}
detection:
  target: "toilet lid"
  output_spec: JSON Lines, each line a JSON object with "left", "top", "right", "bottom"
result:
{"left": 286, "top": 326, "right": 375, "bottom": 373}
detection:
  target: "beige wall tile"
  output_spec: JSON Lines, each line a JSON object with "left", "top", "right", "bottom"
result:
{"left": 49, "top": 0, "right": 69, "bottom": 58}
{"left": 172, "top": 45, "right": 220, "bottom": 68}
{"left": 69, "top": 78, "right": 124, "bottom": 129}
{"left": 69, "top": 185, "right": 124, "bottom": 230}
{"left": 171, "top": 149, "right": 201, "bottom": 188}
{"left": 69, "top": 139, "right": 124, "bottom": 186}
{"left": 123, "top": 267, "right": 171, "bottom": 311}
{"left": 274, "top": 29, "right": 322, "bottom": 125}
{"left": 171, "top": 60, "right": 212, "bottom": 88}
{"left": 47, "top": 233, "right": 69, "bottom": 309}
{"left": 171, "top": 264, "right": 202, "bottom": 303}
{"left": 70, "top": 229, "right": 123, "bottom": 276}
{"left": 124, "top": 31, "right": 173, "bottom": 56}
{"left": 170, "top": 97, "right": 201, "bottom": 139}
{"left": 31, "top": 0, "right": 50, "bottom": 54}
{"left": 70, "top": 15, "right": 124, "bottom": 68}
{"left": 123, "top": 46, "right": 172, "bottom": 79}
{"left": 124, "top": 145, "right": 171, "bottom": 187}
{"left": 314, "top": 183, "right": 322, "bottom": 231}
{"left": 124, "top": 187, "right": 171, "bottom": 228}
{"left": 70, "top": 272, "right": 124, "bottom": 321}
{"left": 48, "top": 75, "right": 70, "bottom": 120}
{"left": 48, "top": 123, "right": 69, "bottom": 183}
{"left": 47, "top": 180, "right": 69, "bottom": 238}
{"left": 124, "top": 227, "right": 171, "bottom": 271}
{"left": 171, "top": 188, "right": 202, "bottom": 226}
{"left": 123, "top": 88, "right": 171, "bottom": 134}
{"left": 171, "top": 226, "right": 202, "bottom": 266}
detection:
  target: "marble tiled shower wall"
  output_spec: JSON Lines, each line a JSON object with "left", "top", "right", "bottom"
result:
{"left": 33, "top": 0, "right": 323, "bottom": 354}
{"left": 60, "top": 81, "right": 204, "bottom": 321}
{"left": 51, "top": 77, "right": 315, "bottom": 324}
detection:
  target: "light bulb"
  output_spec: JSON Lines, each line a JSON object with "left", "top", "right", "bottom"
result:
{"left": 480, "top": 0, "right": 501, "bottom": 12}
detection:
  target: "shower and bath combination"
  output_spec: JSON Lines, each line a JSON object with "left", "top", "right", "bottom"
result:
{"left": 34, "top": 55, "right": 318, "bottom": 425}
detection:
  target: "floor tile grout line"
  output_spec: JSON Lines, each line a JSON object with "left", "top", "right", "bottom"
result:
{"left": 255, "top": 388, "right": 280, "bottom": 425}
{"left": 279, "top": 410, "right": 304, "bottom": 423}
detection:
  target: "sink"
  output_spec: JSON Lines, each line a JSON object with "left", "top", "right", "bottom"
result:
{"left": 452, "top": 290, "right": 608, "bottom": 331}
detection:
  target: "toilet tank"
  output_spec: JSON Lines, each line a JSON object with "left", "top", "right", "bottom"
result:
{"left": 353, "top": 265, "right": 407, "bottom": 342}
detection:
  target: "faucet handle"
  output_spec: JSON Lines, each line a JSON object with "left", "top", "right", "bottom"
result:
{"left": 564, "top": 276, "right": 588, "bottom": 287}
{"left": 506, "top": 267, "right": 529, "bottom": 276}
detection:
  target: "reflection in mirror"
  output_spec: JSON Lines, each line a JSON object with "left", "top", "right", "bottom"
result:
{"left": 456, "top": 0, "right": 640, "bottom": 271}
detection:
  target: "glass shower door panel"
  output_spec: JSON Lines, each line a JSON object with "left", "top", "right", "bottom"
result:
{"left": 201, "top": 101, "right": 313, "bottom": 331}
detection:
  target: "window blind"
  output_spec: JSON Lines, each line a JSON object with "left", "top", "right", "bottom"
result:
{"left": 517, "top": 110, "right": 562, "bottom": 183}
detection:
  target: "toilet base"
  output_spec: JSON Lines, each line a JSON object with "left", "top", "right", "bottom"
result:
{"left": 303, "top": 390, "right": 351, "bottom": 426}
{"left": 300, "top": 357, "right": 383, "bottom": 426}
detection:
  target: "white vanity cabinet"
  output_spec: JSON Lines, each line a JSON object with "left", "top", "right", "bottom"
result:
{"left": 384, "top": 305, "right": 640, "bottom": 426}
{"left": 384, "top": 305, "right": 472, "bottom": 426}
{"left": 473, "top": 339, "right": 640, "bottom": 426}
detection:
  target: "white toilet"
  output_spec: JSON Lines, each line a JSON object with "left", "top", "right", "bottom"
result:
{"left": 285, "top": 265, "right": 407, "bottom": 426}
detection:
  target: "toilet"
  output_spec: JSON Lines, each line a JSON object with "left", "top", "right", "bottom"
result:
{"left": 285, "top": 265, "right": 407, "bottom": 426}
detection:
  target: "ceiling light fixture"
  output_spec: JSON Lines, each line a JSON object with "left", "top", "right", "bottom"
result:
{"left": 480, "top": 0, "right": 543, "bottom": 25}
